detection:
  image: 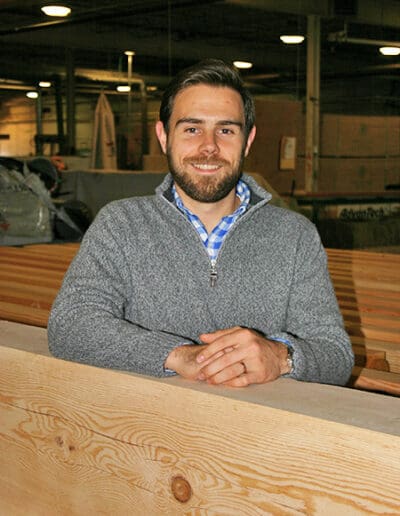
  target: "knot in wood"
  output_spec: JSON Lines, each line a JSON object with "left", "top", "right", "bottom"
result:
{"left": 171, "top": 475, "right": 192, "bottom": 503}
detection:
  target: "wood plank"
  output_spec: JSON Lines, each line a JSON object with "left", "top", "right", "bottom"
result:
{"left": 351, "top": 367, "right": 400, "bottom": 396}
{"left": 340, "top": 308, "right": 400, "bottom": 330}
{"left": 0, "top": 301, "right": 49, "bottom": 327}
{"left": 337, "top": 299, "right": 400, "bottom": 318}
{"left": 345, "top": 322, "right": 400, "bottom": 345}
{"left": 0, "top": 326, "right": 400, "bottom": 515}
{"left": 351, "top": 336, "right": 400, "bottom": 373}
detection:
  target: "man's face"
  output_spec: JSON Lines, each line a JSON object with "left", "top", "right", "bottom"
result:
{"left": 156, "top": 84, "right": 256, "bottom": 203}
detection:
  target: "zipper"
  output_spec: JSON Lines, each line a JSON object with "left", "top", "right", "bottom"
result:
{"left": 160, "top": 188, "right": 269, "bottom": 289}
{"left": 210, "top": 259, "right": 218, "bottom": 287}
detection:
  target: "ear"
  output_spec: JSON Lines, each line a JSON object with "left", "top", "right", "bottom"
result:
{"left": 244, "top": 126, "right": 256, "bottom": 157}
{"left": 155, "top": 121, "right": 168, "bottom": 154}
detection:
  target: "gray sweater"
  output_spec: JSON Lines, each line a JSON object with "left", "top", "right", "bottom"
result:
{"left": 48, "top": 174, "right": 354, "bottom": 385}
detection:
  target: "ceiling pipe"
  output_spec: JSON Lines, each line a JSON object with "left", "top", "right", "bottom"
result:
{"left": 227, "top": 0, "right": 400, "bottom": 30}
{"left": 74, "top": 68, "right": 145, "bottom": 85}
{"left": 0, "top": 79, "right": 35, "bottom": 91}
{"left": 328, "top": 31, "right": 400, "bottom": 48}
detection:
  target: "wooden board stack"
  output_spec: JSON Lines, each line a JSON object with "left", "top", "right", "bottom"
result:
{"left": 0, "top": 243, "right": 399, "bottom": 395}
{"left": 326, "top": 248, "right": 400, "bottom": 395}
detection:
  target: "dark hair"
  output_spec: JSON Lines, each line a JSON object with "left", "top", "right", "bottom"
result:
{"left": 159, "top": 59, "right": 255, "bottom": 138}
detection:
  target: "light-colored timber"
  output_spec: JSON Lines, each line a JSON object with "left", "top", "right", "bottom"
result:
{"left": 0, "top": 320, "right": 399, "bottom": 516}
{"left": 0, "top": 244, "right": 399, "bottom": 395}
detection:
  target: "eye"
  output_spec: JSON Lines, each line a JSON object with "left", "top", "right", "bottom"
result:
{"left": 184, "top": 127, "right": 199, "bottom": 134}
{"left": 219, "top": 127, "right": 235, "bottom": 135}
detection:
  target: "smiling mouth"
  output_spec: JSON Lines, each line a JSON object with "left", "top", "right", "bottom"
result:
{"left": 191, "top": 163, "right": 221, "bottom": 171}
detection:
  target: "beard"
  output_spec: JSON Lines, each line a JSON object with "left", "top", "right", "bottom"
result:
{"left": 167, "top": 149, "right": 246, "bottom": 203}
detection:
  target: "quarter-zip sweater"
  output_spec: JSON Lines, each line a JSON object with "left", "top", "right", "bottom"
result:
{"left": 48, "top": 173, "right": 354, "bottom": 385}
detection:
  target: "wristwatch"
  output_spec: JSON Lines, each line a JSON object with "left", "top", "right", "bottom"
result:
{"left": 286, "top": 345, "right": 294, "bottom": 374}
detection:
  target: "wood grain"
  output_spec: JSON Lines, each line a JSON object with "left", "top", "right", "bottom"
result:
{"left": 0, "top": 339, "right": 400, "bottom": 515}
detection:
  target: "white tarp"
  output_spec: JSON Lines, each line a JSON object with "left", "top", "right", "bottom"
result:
{"left": 90, "top": 92, "right": 117, "bottom": 169}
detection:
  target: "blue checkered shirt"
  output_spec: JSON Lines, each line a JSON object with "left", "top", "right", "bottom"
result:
{"left": 173, "top": 179, "right": 250, "bottom": 263}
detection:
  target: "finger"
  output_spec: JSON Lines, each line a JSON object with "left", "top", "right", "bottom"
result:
{"left": 198, "top": 349, "right": 244, "bottom": 378}
{"left": 206, "top": 361, "right": 247, "bottom": 385}
{"left": 198, "top": 348, "right": 248, "bottom": 381}
{"left": 196, "top": 348, "right": 226, "bottom": 368}
{"left": 199, "top": 327, "right": 240, "bottom": 343}
{"left": 197, "top": 331, "right": 242, "bottom": 364}
{"left": 222, "top": 374, "right": 252, "bottom": 387}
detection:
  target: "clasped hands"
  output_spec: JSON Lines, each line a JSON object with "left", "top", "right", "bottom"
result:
{"left": 165, "top": 326, "right": 290, "bottom": 387}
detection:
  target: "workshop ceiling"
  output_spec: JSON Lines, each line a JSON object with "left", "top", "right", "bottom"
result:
{"left": 0, "top": 0, "right": 399, "bottom": 108}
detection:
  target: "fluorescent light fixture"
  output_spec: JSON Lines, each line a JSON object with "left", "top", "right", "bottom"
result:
{"left": 26, "top": 91, "right": 39, "bottom": 99}
{"left": 379, "top": 46, "right": 400, "bottom": 56}
{"left": 124, "top": 50, "right": 135, "bottom": 56}
{"left": 233, "top": 61, "right": 253, "bottom": 69}
{"left": 41, "top": 5, "right": 71, "bottom": 17}
{"left": 280, "top": 35, "right": 305, "bottom": 44}
{"left": 39, "top": 81, "right": 51, "bottom": 88}
{"left": 117, "top": 85, "right": 131, "bottom": 92}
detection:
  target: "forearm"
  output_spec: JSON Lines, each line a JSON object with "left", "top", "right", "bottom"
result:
{"left": 280, "top": 227, "right": 354, "bottom": 385}
{"left": 48, "top": 303, "right": 193, "bottom": 377}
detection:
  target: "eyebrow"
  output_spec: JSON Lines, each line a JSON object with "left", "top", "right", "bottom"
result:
{"left": 175, "top": 117, "right": 243, "bottom": 129}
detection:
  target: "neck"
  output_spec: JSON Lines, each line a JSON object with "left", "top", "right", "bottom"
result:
{"left": 175, "top": 185, "right": 240, "bottom": 234}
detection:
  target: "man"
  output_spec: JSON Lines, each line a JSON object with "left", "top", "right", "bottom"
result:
{"left": 48, "top": 59, "right": 354, "bottom": 387}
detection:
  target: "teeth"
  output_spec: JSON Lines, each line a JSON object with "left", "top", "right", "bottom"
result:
{"left": 193, "top": 163, "right": 219, "bottom": 170}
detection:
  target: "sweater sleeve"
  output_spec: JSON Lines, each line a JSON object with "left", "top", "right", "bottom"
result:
{"left": 270, "top": 224, "right": 354, "bottom": 385}
{"left": 47, "top": 206, "right": 192, "bottom": 377}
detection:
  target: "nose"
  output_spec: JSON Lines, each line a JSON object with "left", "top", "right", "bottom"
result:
{"left": 199, "top": 130, "right": 219, "bottom": 156}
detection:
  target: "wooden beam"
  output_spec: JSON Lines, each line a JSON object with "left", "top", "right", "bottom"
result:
{"left": 1, "top": 321, "right": 400, "bottom": 514}
{"left": 351, "top": 366, "right": 400, "bottom": 396}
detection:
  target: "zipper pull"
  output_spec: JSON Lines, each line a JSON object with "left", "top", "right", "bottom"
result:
{"left": 210, "top": 260, "right": 217, "bottom": 287}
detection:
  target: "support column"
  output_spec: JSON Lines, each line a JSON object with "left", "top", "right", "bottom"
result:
{"left": 53, "top": 75, "right": 65, "bottom": 154}
{"left": 66, "top": 48, "right": 76, "bottom": 154}
{"left": 35, "top": 90, "right": 43, "bottom": 155}
{"left": 305, "top": 14, "right": 320, "bottom": 193}
{"left": 140, "top": 80, "right": 148, "bottom": 160}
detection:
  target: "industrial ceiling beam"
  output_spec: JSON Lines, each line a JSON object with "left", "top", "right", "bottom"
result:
{"left": 0, "top": 0, "right": 223, "bottom": 36}
{"left": 328, "top": 32, "right": 400, "bottom": 48}
{"left": 227, "top": 0, "right": 329, "bottom": 16}
{"left": 226, "top": 0, "right": 400, "bottom": 29}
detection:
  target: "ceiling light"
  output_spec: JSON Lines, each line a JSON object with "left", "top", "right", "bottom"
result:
{"left": 379, "top": 46, "right": 400, "bottom": 56}
{"left": 280, "top": 35, "right": 305, "bottom": 44}
{"left": 39, "top": 81, "right": 51, "bottom": 88}
{"left": 117, "top": 85, "right": 131, "bottom": 92}
{"left": 26, "top": 91, "right": 39, "bottom": 99}
{"left": 233, "top": 61, "right": 253, "bottom": 69}
{"left": 41, "top": 5, "right": 71, "bottom": 17}
{"left": 124, "top": 51, "right": 135, "bottom": 56}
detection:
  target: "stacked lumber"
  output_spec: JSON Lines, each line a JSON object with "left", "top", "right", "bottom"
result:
{"left": 326, "top": 248, "right": 400, "bottom": 395}
{"left": 0, "top": 243, "right": 78, "bottom": 327}
{"left": 0, "top": 243, "right": 399, "bottom": 395}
